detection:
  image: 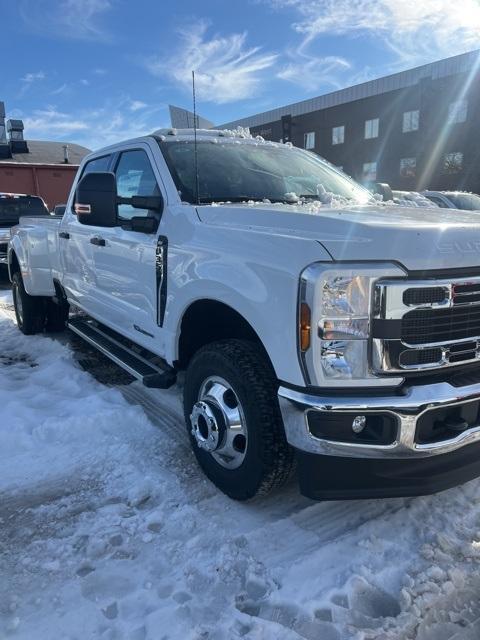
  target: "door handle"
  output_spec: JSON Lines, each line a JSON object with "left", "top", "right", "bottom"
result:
{"left": 90, "top": 236, "right": 106, "bottom": 246}
{"left": 59, "top": 231, "right": 70, "bottom": 239}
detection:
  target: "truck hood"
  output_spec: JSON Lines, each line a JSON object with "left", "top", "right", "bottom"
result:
{"left": 197, "top": 203, "right": 480, "bottom": 272}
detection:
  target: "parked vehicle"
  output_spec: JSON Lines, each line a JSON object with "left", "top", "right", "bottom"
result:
{"left": 9, "top": 129, "right": 480, "bottom": 501}
{"left": 0, "top": 193, "right": 48, "bottom": 266}
{"left": 422, "top": 191, "right": 480, "bottom": 210}
{"left": 392, "top": 190, "right": 438, "bottom": 208}
{"left": 52, "top": 204, "right": 67, "bottom": 216}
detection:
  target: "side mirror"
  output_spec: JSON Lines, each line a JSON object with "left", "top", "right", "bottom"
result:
{"left": 373, "top": 182, "right": 393, "bottom": 202}
{"left": 75, "top": 172, "right": 118, "bottom": 227}
{"left": 127, "top": 216, "right": 159, "bottom": 233}
{"left": 53, "top": 204, "right": 66, "bottom": 216}
{"left": 130, "top": 195, "right": 163, "bottom": 212}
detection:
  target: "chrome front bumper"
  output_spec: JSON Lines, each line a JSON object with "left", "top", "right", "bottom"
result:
{"left": 278, "top": 379, "right": 480, "bottom": 459}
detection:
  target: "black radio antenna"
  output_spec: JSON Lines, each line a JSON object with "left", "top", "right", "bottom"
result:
{"left": 192, "top": 70, "right": 200, "bottom": 205}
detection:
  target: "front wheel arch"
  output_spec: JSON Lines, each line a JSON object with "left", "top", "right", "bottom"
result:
{"left": 177, "top": 299, "right": 272, "bottom": 371}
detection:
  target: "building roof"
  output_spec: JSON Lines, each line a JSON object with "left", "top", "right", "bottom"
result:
{"left": 169, "top": 105, "right": 214, "bottom": 130}
{"left": 170, "top": 49, "right": 480, "bottom": 131}
{"left": 0, "top": 140, "right": 91, "bottom": 165}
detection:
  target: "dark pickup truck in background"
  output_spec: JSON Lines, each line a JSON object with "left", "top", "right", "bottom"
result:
{"left": 0, "top": 193, "right": 49, "bottom": 266}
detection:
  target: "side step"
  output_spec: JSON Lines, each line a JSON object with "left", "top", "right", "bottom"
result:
{"left": 68, "top": 317, "right": 177, "bottom": 389}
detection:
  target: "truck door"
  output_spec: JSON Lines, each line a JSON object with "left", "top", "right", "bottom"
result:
{"left": 88, "top": 146, "right": 162, "bottom": 344}
{"left": 60, "top": 153, "right": 113, "bottom": 311}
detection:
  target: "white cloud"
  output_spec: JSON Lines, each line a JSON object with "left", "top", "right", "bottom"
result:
{"left": 278, "top": 54, "right": 351, "bottom": 90}
{"left": 268, "top": 0, "right": 480, "bottom": 70}
{"left": 19, "top": 71, "right": 46, "bottom": 96}
{"left": 24, "top": 108, "right": 90, "bottom": 136}
{"left": 51, "top": 83, "right": 69, "bottom": 96}
{"left": 146, "top": 22, "right": 277, "bottom": 104}
{"left": 129, "top": 100, "right": 147, "bottom": 112}
{"left": 19, "top": 0, "right": 113, "bottom": 41}
{"left": 21, "top": 71, "right": 46, "bottom": 85}
{"left": 21, "top": 99, "right": 168, "bottom": 150}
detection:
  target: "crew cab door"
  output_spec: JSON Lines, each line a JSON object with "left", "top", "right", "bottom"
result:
{"left": 88, "top": 146, "right": 163, "bottom": 342}
{"left": 60, "top": 153, "right": 113, "bottom": 309}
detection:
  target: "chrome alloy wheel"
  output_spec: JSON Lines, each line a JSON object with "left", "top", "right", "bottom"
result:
{"left": 190, "top": 376, "right": 248, "bottom": 469}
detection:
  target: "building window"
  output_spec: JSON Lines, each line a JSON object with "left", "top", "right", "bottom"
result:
{"left": 448, "top": 100, "right": 468, "bottom": 124}
{"left": 304, "top": 132, "right": 315, "bottom": 149}
{"left": 365, "top": 118, "right": 379, "bottom": 139}
{"left": 332, "top": 125, "right": 345, "bottom": 145}
{"left": 400, "top": 157, "right": 416, "bottom": 178}
{"left": 363, "top": 162, "right": 377, "bottom": 181}
{"left": 402, "top": 110, "right": 419, "bottom": 133}
{"left": 443, "top": 152, "right": 463, "bottom": 174}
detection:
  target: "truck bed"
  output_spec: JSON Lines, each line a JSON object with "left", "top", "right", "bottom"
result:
{"left": 10, "top": 215, "right": 63, "bottom": 296}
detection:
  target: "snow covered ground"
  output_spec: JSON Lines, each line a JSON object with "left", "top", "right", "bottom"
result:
{"left": 1, "top": 283, "right": 480, "bottom": 640}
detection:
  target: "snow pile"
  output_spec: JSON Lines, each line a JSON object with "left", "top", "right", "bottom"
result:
{"left": 1, "top": 288, "right": 480, "bottom": 639}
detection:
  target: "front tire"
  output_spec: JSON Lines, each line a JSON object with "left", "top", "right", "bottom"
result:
{"left": 183, "top": 340, "right": 294, "bottom": 500}
{"left": 12, "top": 272, "right": 46, "bottom": 335}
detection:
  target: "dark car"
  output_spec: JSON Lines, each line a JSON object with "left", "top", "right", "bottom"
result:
{"left": 422, "top": 191, "right": 480, "bottom": 211}
{"left": 0, "top": 193, "right": 49, "bottom": 265}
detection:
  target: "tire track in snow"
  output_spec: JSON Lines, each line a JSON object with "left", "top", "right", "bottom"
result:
{"left": 119, "top": 383, "right": 188, "bottom": 451}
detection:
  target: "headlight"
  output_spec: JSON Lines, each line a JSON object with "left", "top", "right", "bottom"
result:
{"left": 0, "top": 228, "right": 11, "bottom": 242}
{"left": 299, "top": 263, "right": 406, "bottom": 387}
{"left": 320, "top": 273, "right": 372, "bottom": 340}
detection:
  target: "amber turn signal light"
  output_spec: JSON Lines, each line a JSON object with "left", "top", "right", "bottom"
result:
{"left": 299, "top": 302, "right": 311, "bottom": 351}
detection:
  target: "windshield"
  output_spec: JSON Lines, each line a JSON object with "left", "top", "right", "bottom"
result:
{"left": 446, "top": 193, "right": 480, "bottom": 211}
{"left": 159, "top": 139, "right": 372, "bottom": 205}
{"left": 0, "top": 195, "right": 48, "bottom": 219}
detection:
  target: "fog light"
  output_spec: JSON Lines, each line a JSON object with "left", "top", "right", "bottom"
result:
{"left": 307, "top": 411, "right": 397, "bottom": 445}
{"left": 352, "top": 415, "right": 366, "bottom": 434}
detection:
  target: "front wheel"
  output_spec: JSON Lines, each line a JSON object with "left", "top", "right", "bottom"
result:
{"left": 12, "top": 272, "right": 46, "bottom": 335}
{"left": 183, "top": 340, "right": 294, "bottom": 500}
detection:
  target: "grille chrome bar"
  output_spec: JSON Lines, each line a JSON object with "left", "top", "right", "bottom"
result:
{"left": 373, "top": 275, "right": 480, "bottom": 374}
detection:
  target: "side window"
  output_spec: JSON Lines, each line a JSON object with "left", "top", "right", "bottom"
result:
{"left": 81, "top": 154, "right": 111, "bottom": 176}
{"left": 73, "top": 155, "right": 111, "bottom": 209}
{"left": 115, "top": 150, "right": 160, "bottom": 220}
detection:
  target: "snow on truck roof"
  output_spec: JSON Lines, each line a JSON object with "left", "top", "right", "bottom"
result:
{"left": 152, "top": 127, "right": 267, "bottom": 142}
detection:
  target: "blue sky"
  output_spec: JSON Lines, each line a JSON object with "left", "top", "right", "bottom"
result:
{"left": 1, "top": 0, "right": 479, "bottom": 150}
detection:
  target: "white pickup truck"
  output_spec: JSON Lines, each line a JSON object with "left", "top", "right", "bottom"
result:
{"left": 9, "top": 128, "right": 480, "bottom": 501}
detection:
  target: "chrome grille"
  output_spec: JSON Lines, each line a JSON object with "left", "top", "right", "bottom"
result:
{"left": 373, "top": 275, "right": 480, "bottom": 374}
{"left": 403, "top": 287, "right": 447, "bottom": 306}
{"left": 453, "top": 282, "right": 480, "bottom": 305}
{"left": 402, "top": 306, "right": 480, "bottom": 344}
{"left": 399, "top": 347, "right": 443, "bottom": 367}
